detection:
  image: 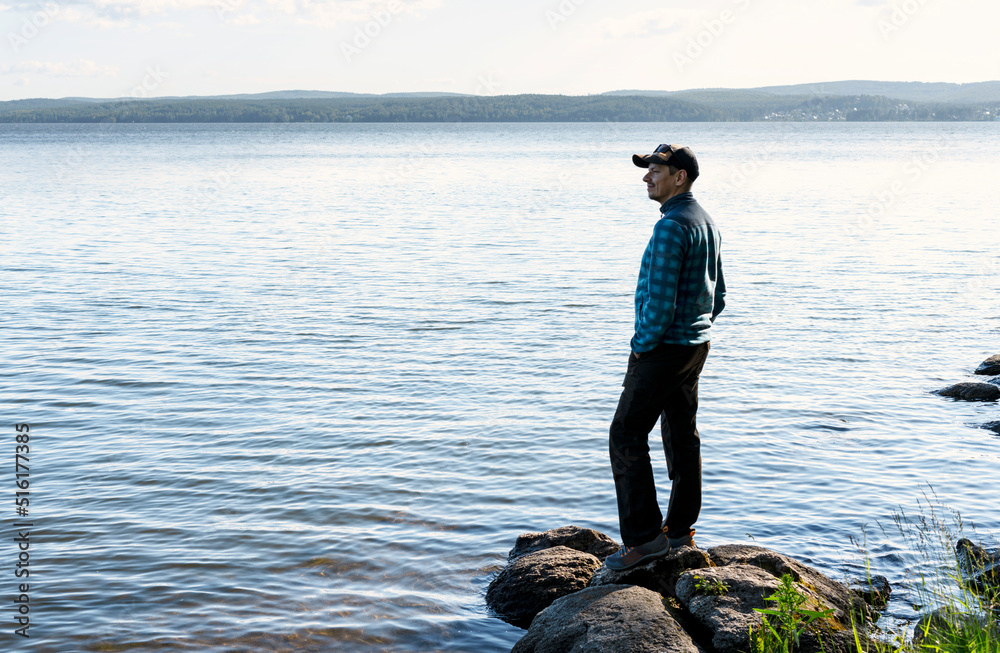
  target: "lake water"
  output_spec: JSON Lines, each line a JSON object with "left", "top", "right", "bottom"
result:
{"left": 2, "top": 121, "right": 999, "bottom": 652}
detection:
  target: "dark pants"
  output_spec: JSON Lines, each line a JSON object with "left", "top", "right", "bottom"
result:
{"left": 609, "top": 342, "right": 710, "bottom": 546}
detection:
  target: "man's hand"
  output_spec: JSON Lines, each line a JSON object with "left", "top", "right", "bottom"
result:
{"left": 632, "top": 351, "right": 641, "bottom": 360}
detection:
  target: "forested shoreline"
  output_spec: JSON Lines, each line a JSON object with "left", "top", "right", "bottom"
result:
{"left": 1, "top": 93, "right": 997, "bottom": 123}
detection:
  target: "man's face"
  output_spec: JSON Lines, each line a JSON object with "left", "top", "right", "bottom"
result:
{"left": 643, "top": 163, "right": 682, "bottom": 203}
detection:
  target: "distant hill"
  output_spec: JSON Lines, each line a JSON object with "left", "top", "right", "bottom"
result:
{"left": 208, "top": 90, "right": 375, "bottom": 99}
{"left": 755, "top": 81, "right": 1000, "bottom": 104}
{"left": 605, "top": 80, "right": 1000, "bottom": 105}
{"left": 4, "top": 90, "right": 470, "bottom": 103}
{"left": 0, "top": 94, "right": 726, "bottom": 123}
{"left": 1, "top": 82, "right": 998, "bottom": 123}
{"left": 205, "top": 90, "right": 470, "bottom": 100}
{"left": 0, "top": 98, "right": 97, "bottom": 111}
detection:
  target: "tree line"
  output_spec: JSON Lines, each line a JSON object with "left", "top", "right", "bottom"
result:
{"left": 0, "top": 94, "right": 996, "bottom": 123}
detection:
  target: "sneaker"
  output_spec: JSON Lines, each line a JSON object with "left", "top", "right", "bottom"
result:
{"left": 664, "top": 527, "right": 696, "bottom": 549}
{"left": 604, "top": 532, "right": 671, "bottom": 571}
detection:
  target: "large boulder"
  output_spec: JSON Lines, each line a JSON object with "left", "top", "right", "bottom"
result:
{"left": 956, "top": 538, "right": 1000, "bottom": 595}
{"left": 511, "top": 584, "right": 706, "bottom": 653}
{"left": 675, "top": 563, "right": 866, "bottom": 653}
{"left": 486, "top": 546, "right": 601, "bottom": 628}
{"left": 589, "top": 544, "right": 713, "bottom": 597}
{"left": 706, "top": 544, "right": 870, "bottom": 623}
{"left": 675, "top": 563, "right": 781, "bottom": 653}
{"left": 668, "top": 546, "right": 878, "bottom": 653}
{"left": 935, "top": 382, "right": 1000, "bottom": 401}
{"left": 507, "top": 525, "right": 619, "bottom": 562}
{"left": 975, "top": 355, "right": 1000, "bottom": 376}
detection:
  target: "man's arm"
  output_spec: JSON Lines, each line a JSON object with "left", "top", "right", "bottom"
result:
{"left": 630, "top": 221, "right": 686, "bottom": 354}
{"left": 711, "top": 252, "right": 726, "bottom": 321}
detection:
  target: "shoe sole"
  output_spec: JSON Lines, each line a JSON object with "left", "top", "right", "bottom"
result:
{"left": 605, "top": 544, "right": 673, "bottom": 571}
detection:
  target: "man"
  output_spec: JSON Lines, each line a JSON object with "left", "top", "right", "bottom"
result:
{"left": 605, "top": 143, "right": 726, "bottom": 571}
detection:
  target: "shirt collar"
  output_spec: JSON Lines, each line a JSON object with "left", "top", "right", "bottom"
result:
{"left": 659, "top": 192, "right": 694, "bottom": 214}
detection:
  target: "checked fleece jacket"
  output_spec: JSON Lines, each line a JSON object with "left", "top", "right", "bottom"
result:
{"left": 630, "top": 192, "right": 726, "bottom": 353}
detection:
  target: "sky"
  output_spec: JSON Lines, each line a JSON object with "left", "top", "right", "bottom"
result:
{"left": 1, "top": 0, "right": 998, "bottom": 100}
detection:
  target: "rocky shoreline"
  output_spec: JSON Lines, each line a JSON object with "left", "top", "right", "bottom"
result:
{"left": 487, "top": 525, "right": 1000, "bottom": 652}
{"left": 487, "top": 525, "right": 883, "bottom": 653}
{"left": 483, "top": 356, "right": 1000, "bottom": 651}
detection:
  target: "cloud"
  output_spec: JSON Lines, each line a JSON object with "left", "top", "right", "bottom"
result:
{"left": 42, "top": 0, "right": 441, "bottom": 30}
{"left": 286, "top": 0, "right": 444, "bottom": 28}
{"left": 7, "top": 0, "right": 216, "bottom": 18}
{"left": 56, "top": 3, "right": 160, "bottom": 28}
{"left": 30, "top": 0, "right": 222, "bottom": 29}
{"left": 14, "top": 76, "right": 30, "bottom": 86}
{"left": 1, "top": 59, "right": 118, "bottom": 76}
{"left": 592, "top": 8, "right": 686, "bottom": 40}
{"left": 224, "top": 11, "right": 259, "bottom": 24}
{"left": 83, "top": 0, "right": 218, "bottom": 17}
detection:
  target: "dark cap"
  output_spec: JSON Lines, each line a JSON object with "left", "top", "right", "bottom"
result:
{"left": 632, "top": 144, "right": 699, "bottom": 182}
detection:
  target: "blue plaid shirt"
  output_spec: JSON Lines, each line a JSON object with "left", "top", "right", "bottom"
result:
{"left": 631, "top": 192, "right": 726, "bottom": 352}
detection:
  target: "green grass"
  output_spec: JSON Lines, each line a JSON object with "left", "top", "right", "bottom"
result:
{"left": 856, "top": 492, "right": 1000, "bottom": 653}
{"left": 750, "top": 491, "right": 1000, "bottom": 653}
{"left": 749, "top": 573, "right": 835, "bottom": 653}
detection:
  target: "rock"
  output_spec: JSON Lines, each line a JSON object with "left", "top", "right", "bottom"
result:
{"left": 848, "top": 574, "right": 891, "bottom": 609}
{"left": 975, "top": 354, "right": 1000, "bottom": 376}
{"left": 589, "top": 545, "right": 713, "bottom": 597}
{"left": 491, "top": 537, "right": 883, "bottom": 652}
{"left": 989, "top": 376, "right": 1000, "bottom": 387}
{"left": 507, "top": 525, "right": 620, "bottom": 562}
{"left": 798, "top": 630, "right": 870, "bottom": 653}
{"left": 935, "top": 382, "right": 1000, "bottom": 401}
{"left": 981, "top": 421, "right": 1000, "bottom": 434}
{"left": 956, "top": 538, "right": 1000, "bottom": 594}
{"left": 675, "top": 564, "right": 779, "bottom": 653}
{"left": 511, "top": 584, "right": 706, "bottom": 653}
{"left": 486, "top": 546, "right": 601, "bottom": 629}
{"left": 913, "top": 607, "right": 1000, "bottom": 649}
{"left": 675, "top": 562, "right": 868, "bottom": 653}
{"left": 706, "top": 544, "right": 870, "bottom": 623}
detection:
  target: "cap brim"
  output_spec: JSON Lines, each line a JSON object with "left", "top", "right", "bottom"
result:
{"left": 632, "top": 153, "right": 672, "bottom": 168}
